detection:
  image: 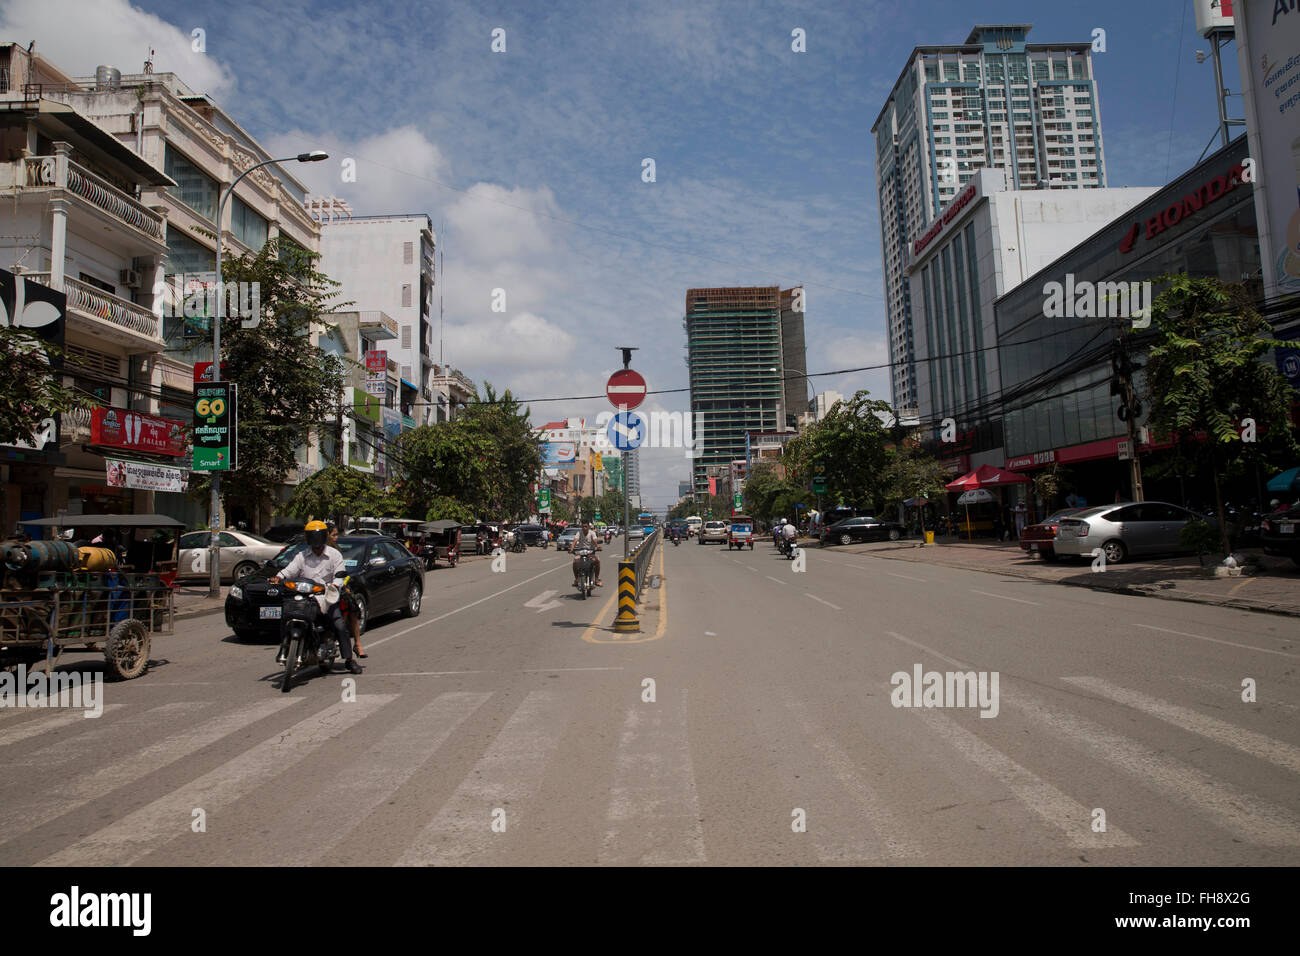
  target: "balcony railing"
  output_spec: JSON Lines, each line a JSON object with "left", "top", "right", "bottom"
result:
{"left": 25, "top": 273, "right": 161, "bottom": 341}
{"left": 21, "top": 156, "right": 164, "bottom": 242}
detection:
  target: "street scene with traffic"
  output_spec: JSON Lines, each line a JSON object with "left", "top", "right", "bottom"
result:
{"left": 0, "top": 2, "right": 1298, "bottom": 924}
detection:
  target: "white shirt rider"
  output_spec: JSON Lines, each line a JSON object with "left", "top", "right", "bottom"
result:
{"left": 279, "top": 544, "right": 346, "bottom": 587}
{"left": 782, "top": 522, "right": 798, "bottom": 540}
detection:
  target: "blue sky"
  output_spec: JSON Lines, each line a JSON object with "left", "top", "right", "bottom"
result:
{"left": 1, "top": 0, "right": 1241, "bottom": 508}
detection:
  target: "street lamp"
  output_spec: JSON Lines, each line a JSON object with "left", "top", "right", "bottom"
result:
{"left": 207, "top": 150, "right": 328, "bottom": 597}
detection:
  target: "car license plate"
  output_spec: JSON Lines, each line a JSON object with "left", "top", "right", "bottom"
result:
{"left": 259, "top": 606, "right": 281, "bottom": 620}
{"left": 1030, "top": 543, "right": 1039, "bottom": 551}
{"left": 1282, "top": 524, "right": 1295, "bottom": 534}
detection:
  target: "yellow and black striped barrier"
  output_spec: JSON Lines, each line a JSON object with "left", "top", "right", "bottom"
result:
{"left": 613, "top": 561, "right": 639, "bottom": 632}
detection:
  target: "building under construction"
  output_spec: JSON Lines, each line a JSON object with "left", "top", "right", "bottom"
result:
{"left": 685, "top": 286, "right": 809, "bottom": 497}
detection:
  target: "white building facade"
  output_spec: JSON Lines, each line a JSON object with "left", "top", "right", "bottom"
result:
{"left": 873, "top": 24, "right": 1110, "bottom": 413}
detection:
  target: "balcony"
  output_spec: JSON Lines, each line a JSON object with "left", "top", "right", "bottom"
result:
{"left": 11, "top": 156, "right": 165, "bottom": 245}
{"left": 25, "top": 272, "right": 163, "bottom": 347}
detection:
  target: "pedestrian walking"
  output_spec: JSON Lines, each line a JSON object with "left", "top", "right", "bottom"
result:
{"left": 1013, "top": 501, "right": 1027, "bottom": 541}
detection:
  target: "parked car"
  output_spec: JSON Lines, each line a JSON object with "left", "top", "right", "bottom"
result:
{"left": 224, "top": 535, "right": 424, "bottom": 640}
{"left": 262, "top": 521, "right": 305, "bottom": 543}
{"left": 1018, "top": 508, "right": 1086, "bottom": 560}
{"left": 1260, "top": 503, "right": 1300, "bottom": 566}
{"left": 819, "top": 515, "right": 905, "bottom": 546}
{"left": 698, "top": 520, "right": 729, "bottom": 544}
{"left": 556, "top": 527, "right": 581, "bottom": 552}
{"left": 176, "top": 530, "right": 285, "bottom": 583}
{"left": 1053, "top": 501, "right": 1212, "bottom": 564}
{"left": 512, "top": 523, "right": 546, "bottom": 546}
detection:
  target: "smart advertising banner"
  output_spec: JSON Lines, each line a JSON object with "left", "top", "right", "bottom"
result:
{"left": 1236, "top": 0, "right": 1300, "bottom": 296}
{"left": 192, "top": 382, "right": 236, "bottom": 472}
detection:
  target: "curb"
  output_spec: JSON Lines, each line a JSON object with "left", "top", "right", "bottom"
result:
{"left": 174, "top": 603, "right": 226, "bottom": 622}
{"left": 859, "top": 546, "right": 1300, "bottom": 618}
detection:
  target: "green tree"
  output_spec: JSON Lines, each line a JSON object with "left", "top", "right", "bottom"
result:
{"left": 1144, "top": 274, "right": 1299, "bottom": 556}
{"left": 878, "top": 437, "right": 951, "bottom": 513}
{"left": 390, "top": 421, "right": 496, "bottom": 518}
{"left": 282, "top": 463, "right": 400, "bottom": 527}
{"left": 782, "top": 390, "right": 894, "bottom": 505}
{"left": 192, "top": 238, "right": 349, "bottom": 531}
{"left": 0, "top": 328, "right": 88, "bottom": 448}
{"left": 458, "top": 382, "right": 542, "bottom": 520}
{"left": 424, "top": 495, "right": 477, "bottom": 525}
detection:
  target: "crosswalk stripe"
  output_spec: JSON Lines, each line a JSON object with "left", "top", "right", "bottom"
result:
{"left": 0, "top": 704, "right": 125, "bottom": 747}
{"left": 0, "top": 698, "right": 300, "bottom": 837}
{"left": 779, "top": 690, "right": 923, "bottom": 859}
{"left": 1011, "top": 691, "right": 1300, "bottom": 846}
{"left": 397, "top": 690, "right": 571, "bottom": 866}
{"left": 36, "top": 694, "right": 397, "bottom": 867}
{"left": 272, "top": 692, "right": 489, "bottom": 866}
{"left": 914, "top": 708, "right": 1139, "bottom": 848}
{"left": 1, "top": 702, "right": 201, "bottom": 768}
{"left": 600, "top": 689, "right": 706, "bottom": 865}
{"left": 1063, "top": 676, "right": 1300, "bottom": 776}
{"left": 1175, "top": 674, "right": 1300, "bottom": 714}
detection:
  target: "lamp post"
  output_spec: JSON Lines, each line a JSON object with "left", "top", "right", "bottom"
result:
{"left": 207, "top": 150, "right": 328, "bottom": 597}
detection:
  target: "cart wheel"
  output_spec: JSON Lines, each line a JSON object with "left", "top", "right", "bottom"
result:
{"left": 105, "top": 619, "right": 150, "bottom": 680}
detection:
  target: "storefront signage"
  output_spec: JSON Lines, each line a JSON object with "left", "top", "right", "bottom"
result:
{"left": 90, "top": 408, "right": 187, "bottom": 457}
{"left": 365, "top": 349, "right": 388, "bottom": 397}
{"left": 105, "top": 457, "right": 187, "bottom": 492}
{"left": 913, "top": 181, "right": 978, "bottom": 257}
{"left": 1118, "top": 162, "right": 1250, "bottom": 253}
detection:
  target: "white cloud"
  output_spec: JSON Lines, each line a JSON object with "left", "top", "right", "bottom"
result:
{"left": 443, "top": 311, "right": 576, "bottom": 369}
{"left": 0, "top": 0, "right": 236, "bottom": 98}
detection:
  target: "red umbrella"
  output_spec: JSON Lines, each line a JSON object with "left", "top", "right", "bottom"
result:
{"left": 945, "top": 464, "right": 1030, "bottom": 490}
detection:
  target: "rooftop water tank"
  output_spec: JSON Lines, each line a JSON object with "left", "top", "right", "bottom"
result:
{"left": 94, "top": 65, "right": 121, "bottom": 91}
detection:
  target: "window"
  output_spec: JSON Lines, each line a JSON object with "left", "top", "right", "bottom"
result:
{"left": 403, "top": 241, "right": 413, "bottom": 265}
{"left": 166, "top": 230, "right": 215, "bottom": 276}
{"left": 401, "top": 325, "right": 411, "bottom": 350}
{"left": 279, "top": 235, "right": 311, "bottom": 275}
{"left": 230, "top": 196, "right": 268, "bottom": 250}
{"left": 401, "top": 284, "right": 412, "bottom": 308}
{"left": 164, "top": 146, "right": 218, "bottom": 221}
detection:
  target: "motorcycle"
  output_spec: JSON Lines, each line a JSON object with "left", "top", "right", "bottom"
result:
{"left": 503, "top": 530, "right": 525, "bottom": 553}
{"left": 777, "top": 535, "right": 799, "bottom": 559}
{"left": 573, "top": 546, "right": 597, "bottom": 599}
{"left": 671, "top": 532, "right": 680, "bottom": 546}
{"left": 278, "top": 574, "right": 346, "bottom": 693}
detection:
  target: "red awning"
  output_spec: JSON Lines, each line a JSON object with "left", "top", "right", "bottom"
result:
{"left": 945, "top": 463, "right": 1031, "bottom": 491}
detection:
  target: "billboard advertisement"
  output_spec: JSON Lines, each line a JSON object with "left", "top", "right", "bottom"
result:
{"left": 540, "top": 441, "right": 576, "bottom": 466}
{"left": 91, "top": 408, "right": 187, "bottom": 457}
{"left": 1236, "top": 1, "right": 1300, "bottom": 296}
{"left": 365, "top": 349, "right": 388, "bottom": 397}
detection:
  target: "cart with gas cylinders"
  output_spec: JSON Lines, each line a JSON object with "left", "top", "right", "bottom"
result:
{"left": 0, "top": 515, "right": 181, "bottom": 680}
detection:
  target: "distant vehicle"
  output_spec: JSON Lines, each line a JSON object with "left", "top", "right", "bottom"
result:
{"left": 819, "top": 516, "right": 904, "bottom": 546}
{"left": 685, "top": 516, "right": 702, "bottom": 537}
{"left": 698, "top": 520, "right": 729, "bottom": 545}
{"left": 176, "top": 530, "right": 284, "bottom": 583}
{"left": 556, "top": 527, "right": 581, "bottom": 552}
{"left": 1054, "top": 502, "right": 1213, "bottom": 564}
{"left": 727, "top": 516, "right": 754, "bottom": 550}
{"left": 627, "top": 526, "right": 645, "bottom": 542}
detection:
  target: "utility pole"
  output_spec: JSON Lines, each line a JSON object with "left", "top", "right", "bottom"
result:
{"left": 1113, "top": 336, "right": 1145, "bottom": 502}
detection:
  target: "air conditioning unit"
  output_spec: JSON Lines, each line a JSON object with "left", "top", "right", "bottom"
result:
{"left": 119, "top": 268, "right": 142, "bottom": 288}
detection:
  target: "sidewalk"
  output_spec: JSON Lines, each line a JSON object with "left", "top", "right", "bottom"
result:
{"left": 821, "top": 536, "right": 1300, "bottom": 617}
{"left": 172, "top": 583, "right": 229, "bottom": 622}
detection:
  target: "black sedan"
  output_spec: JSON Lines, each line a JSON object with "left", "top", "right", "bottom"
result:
{"left": 820, "top": 515, "right": 905, "bottom": 546}
{"left": 224, "top": 535, "right": 425, "bottom": 640}
{"left": 1261, "top": 503, "right": 1300, "bottom": 566}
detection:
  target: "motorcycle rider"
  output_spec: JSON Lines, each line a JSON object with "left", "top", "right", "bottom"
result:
{"left": 571, "top": 520, "right": 603, "bottom": 588}
{"left": 781, "top": 518, "right": 798, "bottom": 554}
{"left": 271, "top": 520, "right": 362, "bottom": 675}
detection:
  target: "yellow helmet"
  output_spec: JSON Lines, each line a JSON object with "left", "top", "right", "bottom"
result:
{"left": 305, "top": 520, "right": 328, "bottom": 548}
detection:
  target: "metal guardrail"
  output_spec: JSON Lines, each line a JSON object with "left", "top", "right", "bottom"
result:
{"left": 630, "top": 528, "right": 659, "bottom": 596}
{"left": 614, "top": 528, "right": 659, "bottom": 633}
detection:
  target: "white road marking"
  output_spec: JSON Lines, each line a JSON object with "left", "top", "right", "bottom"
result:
{"left": 1011, "top": 691, "right": 1300, "bottom": 846}
{"left": 805, "top": 593, "right": 842, "bottom": 611}
{"left": 270, "top": 692, "right": 490, "bottom": 866}
{"left": 601, "top": 689, "right": 706, "bottom": 864}
{"left": 969, "top": 588, "right": 1040, "bottom": 606}
{"left": 0, "top": 705, "right": 125, "bottom": 747}
{"left": 1175, "top": 675, "right": 1300, "bottom": 714}
{"left": 779, "top": 691, "right": 922, "bottom": 859}
{"left": 914, "top": 707, "right": 1139, "bottom": 848}
{"left": 0, "top": 698, "right": 301, "bottom": 837}
{"left": 1132, "top": 623, "right": 1300, "bottom": 660}
{"left": 367, "top": 564, "right": 567, "bottom": 649}
{"left": 885, "top": 631, "right": 972, "bottom": 669}
{"left": 368, "top": 670, "right": 489, "bottom": 677}
{"left": 1063, "top": 676, "right": 1300, "bottom": 776}
{"left": 0, "top": 702, "right": 196, "bottom": 762}
{"left": 886, "top": 571, "right": 927, "bottom": 582}
{"left": 848, "top": 564, "right": 869, "bottom": 571}
{"left": 518, "top": 667, "right": 625, "bottom": 673}
{"left": 36, "top": 695, "right": 397, "bottom": 867}
{"left": 523, "top": 589, "right": 564, "bottom": 613}
{"left": 704, "top": 631, "right": 717, "bottom": 636}
{"left": 397, "top": 690, "right": 571, "bottom": 865}
{"left": 764, "top": 576, "right": 788, "bottom": 587}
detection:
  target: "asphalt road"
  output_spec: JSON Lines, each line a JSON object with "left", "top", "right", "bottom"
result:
{"left": 2, "top": 534, "right": 1298, "bottom": 866}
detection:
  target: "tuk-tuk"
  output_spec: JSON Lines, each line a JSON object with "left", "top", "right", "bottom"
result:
{"left": 419, "top": 520, "right": 463, "bottom": 569}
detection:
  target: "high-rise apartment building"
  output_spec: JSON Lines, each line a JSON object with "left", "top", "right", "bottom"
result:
{"left": 872, "top": 24, "right": 1108, "bottom": 412}
{"left": 685, "top": 286, "right": 807, "bottom": 496}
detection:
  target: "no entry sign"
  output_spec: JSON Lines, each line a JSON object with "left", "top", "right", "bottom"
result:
{"left": 606, "top": 368, "right": 647, "bottom": 410}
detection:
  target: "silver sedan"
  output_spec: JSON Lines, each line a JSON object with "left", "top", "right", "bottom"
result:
{"left": 1053, "top": 501, "right": 1211, "bottom": 564}
{"left": 176, "top": 530, "right": 285, "bottom": 582}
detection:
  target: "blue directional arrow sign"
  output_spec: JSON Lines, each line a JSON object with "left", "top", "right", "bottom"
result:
{"left": 607, "top": 410, "right": 645, "bottom": 450}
